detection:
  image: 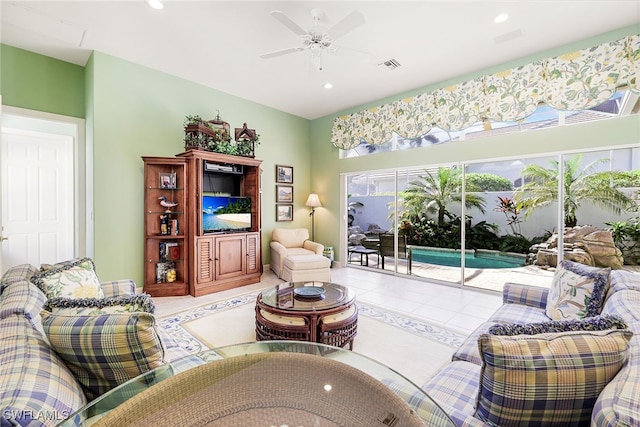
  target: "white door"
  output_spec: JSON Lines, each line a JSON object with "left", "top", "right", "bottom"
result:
{"left": 1, "top": 127, "right": 74, "bottom": 269}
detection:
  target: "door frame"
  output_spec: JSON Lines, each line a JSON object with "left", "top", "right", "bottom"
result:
{"left": 0, "top": 105, "right": 92, "bottom": 262}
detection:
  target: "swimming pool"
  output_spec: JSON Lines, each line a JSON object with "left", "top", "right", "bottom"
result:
{"left": 409, "top": 247, "right": 526, "bottom": 269}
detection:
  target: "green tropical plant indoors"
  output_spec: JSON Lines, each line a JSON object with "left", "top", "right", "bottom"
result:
{"left": 514, "top": 154, "right": 638, "bottom": 227}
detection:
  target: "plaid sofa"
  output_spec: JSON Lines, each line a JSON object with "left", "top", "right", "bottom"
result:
{"left": 0, "top": 264, "right": 190, "bottom": 427}
{"left": 422, "top": 269, "right": 640, "bottom": 426}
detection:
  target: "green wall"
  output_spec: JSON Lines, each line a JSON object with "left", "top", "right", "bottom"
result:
{"left": 0, "top": 45, "right": 85, "bottom": 118}
{"left": 88, "top": 52, "right": 311, "bottom": 282}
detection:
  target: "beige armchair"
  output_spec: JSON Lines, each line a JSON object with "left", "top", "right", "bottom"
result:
{"left": 270, "top": 228, "right": 324, "bottom": 278}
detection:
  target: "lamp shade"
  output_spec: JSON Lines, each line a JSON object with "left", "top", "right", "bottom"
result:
{"left": 305, "top": 193, "right": 322, "bottom": 208}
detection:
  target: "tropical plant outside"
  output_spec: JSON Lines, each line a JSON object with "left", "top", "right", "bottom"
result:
{"left": 494, "top": 196, "right": 523, "bottom": 235}
{"left": 399, "top": 166, "right": 487, "bottom": 225}
{"left": 394, "top": 166, "right": 570, "bottom": 254}
{"left": 514, "top": 154, "right": 638, "bottom": 227}
{"left": 607, "top": 217, "right": 640, "bottom": 265}
{"left": 398, "top": 213, "right": 495, "bottom": 249}
{"left": 395, "top": 167, "right": 530, "bottom": 251}
{"left": 466, "top": 173, "right": 513, "bottom": 191}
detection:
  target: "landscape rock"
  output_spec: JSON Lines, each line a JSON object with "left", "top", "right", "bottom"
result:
{"left": 529, "top": 225, "right": 623, "bottom": 269}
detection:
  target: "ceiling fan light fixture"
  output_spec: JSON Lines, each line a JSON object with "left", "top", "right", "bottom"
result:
{"left": 260, "top": 8, "right": 367, "bottom": 71}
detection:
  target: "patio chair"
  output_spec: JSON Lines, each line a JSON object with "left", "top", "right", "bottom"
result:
{"left": 379, "top": 233, "right": 407, "bottom": 270}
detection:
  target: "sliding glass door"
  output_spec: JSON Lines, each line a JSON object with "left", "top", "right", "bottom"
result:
{"left": 344, "top": 146, "right": 639, "bottom": 292}
{"left": 461, "top": 156, "right": 560, "bottom": 291}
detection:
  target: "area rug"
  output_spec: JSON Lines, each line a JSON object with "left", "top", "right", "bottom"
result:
{"left": 156, "top": 292, "right": 467, "bottom": 386}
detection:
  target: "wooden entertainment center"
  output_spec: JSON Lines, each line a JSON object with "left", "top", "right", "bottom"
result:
{"left": 142, "top": 151, "right": 262, "bottom": 297}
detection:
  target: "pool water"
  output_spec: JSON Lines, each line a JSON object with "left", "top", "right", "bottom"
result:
{"left": 410, "top": 248, "right": 526, "bottom": 269}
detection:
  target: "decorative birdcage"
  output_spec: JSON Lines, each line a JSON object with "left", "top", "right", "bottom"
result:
{"left": 183, "top": 114, "right": 259, "bottom": 158}
{"left": 208, "top": 112, "right": 231, "bottom": 144}
{"left": 234, "top": 122, "right": 259, "bottom": 158}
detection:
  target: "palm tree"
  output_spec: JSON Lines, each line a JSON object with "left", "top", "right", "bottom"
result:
{"left": 514, "top": 154, "right": 637, "bottom": 227}
{"left": 400, "top": 166, "right": 486, "bottom": 225}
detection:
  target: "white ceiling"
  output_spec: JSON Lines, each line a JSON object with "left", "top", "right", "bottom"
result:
{"left": 2, "top": 1, "right": 639, "bottom": 120}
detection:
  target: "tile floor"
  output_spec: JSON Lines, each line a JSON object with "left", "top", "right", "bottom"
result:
{"left": 154, "top": 265, "right": 506, "bottom": 335}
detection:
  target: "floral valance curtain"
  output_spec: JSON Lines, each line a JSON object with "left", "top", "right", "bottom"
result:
{"left": 332, "top": 34, "right": 640, "bottom": 149}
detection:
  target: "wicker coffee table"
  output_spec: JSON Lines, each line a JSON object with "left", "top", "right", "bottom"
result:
{"left": 255, "top": 281, "right": 358, "bottom": 349}
{"left": 61, "top": 342, "right": 455, "bottom": 427}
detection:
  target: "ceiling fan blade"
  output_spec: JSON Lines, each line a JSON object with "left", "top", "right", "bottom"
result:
{"left": 270, "top": 10, "right": 307, "bottom": 36}
{"left": 260, "top": 47, "right": 304, "bottom": 59}
{"left": 327, "top": 11, "right": 365, "bottom": 41}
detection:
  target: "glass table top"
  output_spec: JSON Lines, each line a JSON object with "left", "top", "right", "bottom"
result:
{"left": 259, "top": 281, "right": 355, "bottom": 311}
{"left": 59, "top": 341, "right": 454, "bottom": 426}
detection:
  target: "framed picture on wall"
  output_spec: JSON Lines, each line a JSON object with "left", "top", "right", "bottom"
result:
{"left": 276, "top": 165, "right": 293, "bottom": 184}
{"left": 276, "top": 204, "right": 293, "bottom": 222}
{"left": 276, "top": 185, "right": 293, "bottom": 203}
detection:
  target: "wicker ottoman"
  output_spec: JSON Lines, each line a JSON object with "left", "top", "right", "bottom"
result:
{"left": 255, "top": 307, "right": 311, "bottom": 342}
{"left": 281, "top": 254, "right": 331, "bottom": 282}
{"left": 319, "top": 304, "right": 358, "bottom": 349}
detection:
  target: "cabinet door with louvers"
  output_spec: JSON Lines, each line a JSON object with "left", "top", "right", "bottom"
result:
{"left": 195, "top": 237, "right": 214, "bottom": 284}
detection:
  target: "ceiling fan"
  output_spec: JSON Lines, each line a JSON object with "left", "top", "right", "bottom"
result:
{"left": 260, "top": 8, "right": 367, "bottom": 71}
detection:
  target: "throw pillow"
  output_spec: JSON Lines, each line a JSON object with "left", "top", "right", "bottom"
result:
{"left": 545, "top": 260, "right": 611, "bottom": 320}
{"left": 488, "top": 314, "right": 627, "bottom": 335}
{"left": 43, "top": 294, "right": 156, "bottom": 315}
{"left": 30, "top": 257, "right": 104, "bottom": 300}
{"left": 40, "top": 257, "right": 84, "bottom": 271}
{"left": 41, "top": 310, "right": 166, "bottom": 399}
{"left": 475, "top": 329, "right": 631, "bottom": 426}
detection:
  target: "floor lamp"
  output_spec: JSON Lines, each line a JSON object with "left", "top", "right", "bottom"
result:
{"left": 305, "top": 193, "right": 322, "bottom": 241}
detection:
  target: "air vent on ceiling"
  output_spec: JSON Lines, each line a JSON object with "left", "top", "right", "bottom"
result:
{"left": 380, "top": 59, "right": 401, "bottom": 70}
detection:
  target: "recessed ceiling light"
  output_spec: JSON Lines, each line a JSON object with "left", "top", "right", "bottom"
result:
{"left": 323, "top": 83, "right": 333, "bottom": 89}
{"left": 494, "top": 13, "right": 509, "bottom": 24}
{"left": 147, "top": 0, "right": 164, "bottom": 10}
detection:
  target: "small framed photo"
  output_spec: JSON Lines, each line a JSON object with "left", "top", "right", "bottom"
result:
{"left": 277, "top": 290, "right": 294, "bottom": 308}
{"left": 276, "top": 204, "right": 293, "bottom": 222}
{"left": 276, "top": 282, "right": 295, "bottom": 308}
{"left": 159, "top": 172, "right": 176, "bottom": 189}
{"left": 276, "top": 185, "right": 293, "bottom": 203}
{"left": 276, "top": 165, "right": 293, "bottom": 184}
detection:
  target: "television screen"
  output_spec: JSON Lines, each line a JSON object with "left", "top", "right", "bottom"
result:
{"left": 202, "top": 195, "right": 251, "bottom": 233}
